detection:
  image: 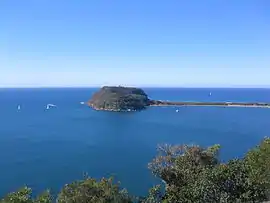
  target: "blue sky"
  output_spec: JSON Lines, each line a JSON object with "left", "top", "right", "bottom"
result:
{"left": 1, "top": 0, "right": 269, "bottom": 87}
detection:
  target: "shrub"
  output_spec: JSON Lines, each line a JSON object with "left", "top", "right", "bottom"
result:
{"left": 57, "top": 177, "right": 132, "bottom": 203}
{"left": 148, "top": 141, "right": 269, "bottom": 203}
{"left": 0, "top": 187, "right": 52, "bottom": 203}
{"left": 1, "top": 138, "right": 269, "bottom": 203}
{"left": 245, "top": 137, "right": 270, "bottom": 199}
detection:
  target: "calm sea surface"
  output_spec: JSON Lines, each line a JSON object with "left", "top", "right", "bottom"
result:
{"left": 0, "top": 88, "right": 270, "bottom": 197}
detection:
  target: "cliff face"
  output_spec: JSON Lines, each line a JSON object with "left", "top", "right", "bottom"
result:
{"left": 88, "top": 86, "right": 151, "bottom": 111}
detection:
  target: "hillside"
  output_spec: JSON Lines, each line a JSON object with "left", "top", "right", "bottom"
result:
{"left": 88, "top": 86, "right": 151, "bottom": 111}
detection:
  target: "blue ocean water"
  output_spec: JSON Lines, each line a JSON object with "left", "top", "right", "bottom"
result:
{"left": 0, "top": 88, "right": 270, "bottom": 197}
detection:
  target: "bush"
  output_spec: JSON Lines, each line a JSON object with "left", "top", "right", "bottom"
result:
{"left": 148, "top": 139, "right": 270, "bottom": 203}
{"left": 57, "top": 177, "right": 132, "bottom": 203}
{"left": 138, "top": 185, "right": 163, "bottom": 203}
{"left": 1, "top": 138, "right": 269, "bottom": 203}
{"left": 0, "top": 187, "right": 52, "bottom": 203}
{"left": 245, "top": 137, "right": 270, "bottom": 199}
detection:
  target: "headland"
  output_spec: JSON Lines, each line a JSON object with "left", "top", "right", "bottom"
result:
{"left": 88, "top": 86, "right": 151, "bottom": 111}
{"left": 88, "top": 86, "right": 270, "bottom": 111}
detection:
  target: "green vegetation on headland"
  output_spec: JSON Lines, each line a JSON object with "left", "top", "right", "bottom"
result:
{"left": 1, "top": 137, "right": 270, "bottom": 203}
{"left": 88, "top": 86, "right": 270, "bottom": 112}
{"left": 88, "top": 86, "right": 151, "bottom": 111}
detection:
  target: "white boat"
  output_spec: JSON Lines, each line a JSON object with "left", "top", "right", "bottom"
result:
{"left": 17, "top": 105, "right": 21, "bottom": 110}
{"left": 46, "top": 104, "right": 56, "bottom": 110}
{"left": 176, "top": 109, "right": 179, "bottom": 112}
{"left": 80, "top": 102, "right": 85, "bottom": 105}
{"left": 209, "top": 92, "right": 212, "bottom": 96}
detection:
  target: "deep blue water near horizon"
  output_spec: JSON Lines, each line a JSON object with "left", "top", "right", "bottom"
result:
{"left": 0, "top": 88, "right": 270, "bottom": 198}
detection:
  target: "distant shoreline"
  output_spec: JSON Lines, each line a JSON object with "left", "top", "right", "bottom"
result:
{"left": 87, "top": 86, "right": 270, "bottom": 112}
{"left": 88, "top": 101, "right": 270, "bottom": 111}
{"left": 0, "top": 87, "right": 270, "bottom": 89}
{"left": 150, "top": 101, "right": 270, "bottom": 108}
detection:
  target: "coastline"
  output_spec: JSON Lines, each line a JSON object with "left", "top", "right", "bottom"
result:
{"left": 87, "top": 103, "right": 139, "bottom": 112}
{"left": 87, "top": 86, "right": 270, "bottom": 111}
{"left": 150, "top": 104, "right": 270, "bottom": 108}
{"left": 150, "top": 101, "right": 270, "bottom": 108}
{"left": 88, "top": 101, "right": 270, "bottom": 111}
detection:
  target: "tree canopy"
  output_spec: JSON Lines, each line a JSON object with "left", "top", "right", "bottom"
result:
{"left": 1, "top": 137, "right": 269, "bottom": 203}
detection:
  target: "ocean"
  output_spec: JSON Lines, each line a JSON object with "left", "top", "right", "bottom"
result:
{"left": 0, "top": 88, "right": 270, "bottom": 197}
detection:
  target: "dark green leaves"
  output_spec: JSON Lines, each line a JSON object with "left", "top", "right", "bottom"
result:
{"left": 0, "top": 187, "right": 52, "bottom": 203}
{"left": 147, "top": 138, "right": 270, "bottom": 203}
{"left": 57, "top": 177, "right": 132, "bottom": 203}
{"left": 1, "top": 138, "right": 269, "bottom": 203}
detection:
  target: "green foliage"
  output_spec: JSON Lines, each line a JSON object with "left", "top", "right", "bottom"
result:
{"left": 138, "top": 185, "right": 163, "bottom": 203}
{"left": 148, "top": 144, "right": 220, "bottom": 186}
{"left": 1, "top": 138, "right": 269, "bottom": 203}
{"left": 57, "top": 177, "right": 132, "bottom": 203}
{"left": 89, "top": 86, "right": 150, "bottom": 111}
{"left": 148, "top": 141, "right": 269, "bottom": 203}
{"left": 206, "top": 159, "right": 266, "bottom": 202}
{"left": 245, "top": 137, "right": 270, "bottom": 184}
{"left": 34, "top": 190, "right": 53, "bottom": 203}
{"left": 245, "top": 137, "right": 270, "bottom": 198}
{"left": 0, "top": 187, "right": 52, "bottom": 203}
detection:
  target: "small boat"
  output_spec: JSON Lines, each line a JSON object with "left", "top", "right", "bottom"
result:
{"left": 80, "top": 102, "right": 85, "bottom": 105}
{"left": 17, "top": 105, "right": 21, "bottom": 110}
{"left": 209, "top": 92, "right": 212, "bottom": 96}
{"left": 46, "top": 104, "right": 56, "bottom": 110}
{"left": 176, "top": 109, "right": 179, "bottom": 112}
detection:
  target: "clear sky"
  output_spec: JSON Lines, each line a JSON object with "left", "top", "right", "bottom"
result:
{"left": 1, "top": 0, "right": 269, "bottom": 87}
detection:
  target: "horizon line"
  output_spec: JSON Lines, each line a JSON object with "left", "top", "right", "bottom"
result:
{"left": 0, "top": 86, "right": 270, "bottom": 89}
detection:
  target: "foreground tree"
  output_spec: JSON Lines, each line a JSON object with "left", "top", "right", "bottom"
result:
{"left": 245, "top": 137, "right": 270, "bottom": 200}
{"left": 0, "top": 187, "right": 52, "bottom": 203}
{"left": 1, "top": 137, "right": 269, "bottom": 203}
{"left": 57, "top": 177, "right": 132, "bottom": 203}
{"left": 148, "top": 138, "right": 270, "bottom": 203}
